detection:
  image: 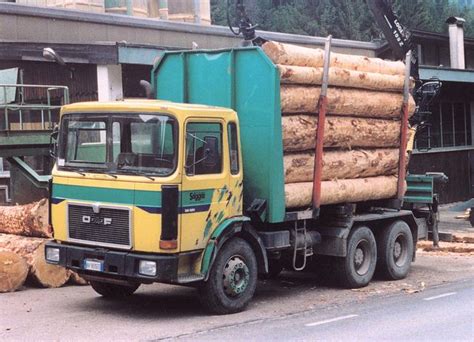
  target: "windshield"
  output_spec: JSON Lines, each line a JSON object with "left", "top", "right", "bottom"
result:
{"left": 58, "top": 113, "right": 178, "bottom": 177}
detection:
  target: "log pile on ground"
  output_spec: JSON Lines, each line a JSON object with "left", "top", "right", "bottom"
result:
{"left": 0, "top": 201, "right": 87, "bottom": 292}
{"left": 0, "top": 198, "right": 52, "bottom": 238}
{"left": 262, "top": 41, "right": 413, "bottom": 208}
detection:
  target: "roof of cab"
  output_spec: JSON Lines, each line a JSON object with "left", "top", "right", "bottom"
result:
{"left": 60, "top": 99, "right": 236, "bottom": 116}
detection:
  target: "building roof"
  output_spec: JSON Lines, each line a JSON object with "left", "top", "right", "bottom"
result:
{"left": 0, "top": 2, "right": 379, "bottom": 56}
{"left": 410, "top": 29, "right": 474, "bottom": 45}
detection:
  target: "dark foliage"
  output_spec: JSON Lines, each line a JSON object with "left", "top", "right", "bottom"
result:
{"left": 211, "top": 0, "right": 473, "bottom": 40}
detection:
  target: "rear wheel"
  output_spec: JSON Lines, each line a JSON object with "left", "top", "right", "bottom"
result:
{"left": 377, "top": 220, "right": 414, "bottom": 280}
{"left": 335, "top": 226, "right": 377, "bottom": 288}
{"left": 90, "top": 281, "right": 140, "bottom": 298}
{"left": 199, "top": 238, "right": 258, "bottom": 315}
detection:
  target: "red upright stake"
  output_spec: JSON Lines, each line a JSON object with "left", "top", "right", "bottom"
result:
{"left": 397, "top": 51, "right": 412, "bottom": 200}
{"left": 312, "top": 36, "right": 332, "bottom": 210}
{"left": 312, "top": 95, "right": 328, "bottom": 209}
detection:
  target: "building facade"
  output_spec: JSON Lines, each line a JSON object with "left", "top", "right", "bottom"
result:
{"left": 0, "top": 2, "right": 472, "bottom": 204}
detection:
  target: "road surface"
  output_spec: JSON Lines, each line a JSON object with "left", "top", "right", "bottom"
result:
{"left": 1, "top": 253, "right": 473, "bottom": 341}
{"left": 181, "top": 279, "right": 473, "bottom": 341}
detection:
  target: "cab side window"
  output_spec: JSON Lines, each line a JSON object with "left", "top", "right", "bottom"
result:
{"left": 228, "top": 122, "right": 240, "bottom": 175}
{"left": 186, "top": 122, "right": 222, "bottom": 175}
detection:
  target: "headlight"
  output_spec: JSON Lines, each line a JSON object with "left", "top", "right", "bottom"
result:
{"left": 139, "top": 260, "right": 157, "bottom": 276}
{"left": 45, "top": 247, "right": 60, "bottom": 263}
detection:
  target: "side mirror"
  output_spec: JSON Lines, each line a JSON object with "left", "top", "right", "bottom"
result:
{"left": 50, "top": 125, "right": 59, "bottom": 158}
{"left": 203, "top": 136, "right": 219, "bottom": 168}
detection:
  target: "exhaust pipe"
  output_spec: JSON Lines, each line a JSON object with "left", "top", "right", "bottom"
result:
{"left": 140, "top": 80, "right": 154, "bottom": 99}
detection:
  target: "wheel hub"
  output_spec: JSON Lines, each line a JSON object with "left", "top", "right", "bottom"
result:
{"left": 394, "top": 241, "right": 402, "bottom": 259}
{"left": 353, "top": 240, "right": 371, "bottom": 275}
{"left": 223, "top": 256, "right": 249, "bottom": 297}
{"left": 355, "top": 248, "right": 364, "bottom": 266}
{"left": 393, "top": 234, "right": 408, "bottom": 267}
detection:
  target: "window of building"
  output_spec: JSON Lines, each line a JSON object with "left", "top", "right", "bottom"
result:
{"left": 228, "top": 122, "right": 239, "bottom": 175}
{"left": 415, "top": 102, "right": 472, "bottom": 150}
{"left": 185, "top": 122, "right": 222, "bottom": 175}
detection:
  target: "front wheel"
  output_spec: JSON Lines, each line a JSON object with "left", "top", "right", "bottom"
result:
{"left": 199, "top": 238, "right": 258, "bottom": 315}
{"left": 90, "top": 281, "right": 140, "bottom": 299}
{"left": 377, "top": 220, "right": 414, "bottom": 280}
{"left": 335, "top": 226, "right": 377, "bottom": 288}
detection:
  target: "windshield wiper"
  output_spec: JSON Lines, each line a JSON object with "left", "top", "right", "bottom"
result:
{"left": 72, "top": 170, "right": 86, "bottom": 176}
{"left": 116, "top": 169, "right": 156, "bottom": 181}
{"left": 133, "top": 171, "right": 156, "bottom": 181}
{"left": 103, "top": 171, "right": 118, "bottom": 179}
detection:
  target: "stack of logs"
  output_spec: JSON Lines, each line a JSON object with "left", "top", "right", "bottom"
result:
{"left": 0, "top": 199, "right": 86, "bottom": 293}
{"left": 262, "top": 41, "right": 414, "bottom": 208}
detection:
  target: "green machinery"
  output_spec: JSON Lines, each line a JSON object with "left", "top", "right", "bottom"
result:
{"left": 0, "top": 83, "right": 69, "bottom": 202}
{"left": 404, "top": 172, "right": 449, "bottom": 246}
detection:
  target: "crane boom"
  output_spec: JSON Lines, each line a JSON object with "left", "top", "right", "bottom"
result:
{"left": 366, "top": 0, "right": 419, "bottom": 80}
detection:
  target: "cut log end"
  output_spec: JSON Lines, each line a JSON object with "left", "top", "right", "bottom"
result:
{"left": 28, "top": 243, "right": 69, "bottom": 288}
{"left": 0, "top": 251, "right": 28, "bottom": 293}
{"left": 0, "top": 234, "right": 69, "bottom": 288}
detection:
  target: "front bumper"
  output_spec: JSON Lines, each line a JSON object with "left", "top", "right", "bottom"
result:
{"left": 45, "top": 241, "right": 179, "bottom": 283}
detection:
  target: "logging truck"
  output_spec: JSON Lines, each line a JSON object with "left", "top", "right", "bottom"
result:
{"left": 44, "top": 42, "right": 433, "bottom": 314}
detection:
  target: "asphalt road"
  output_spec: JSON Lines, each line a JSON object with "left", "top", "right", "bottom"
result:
{"left": 182, "top": 279, "right": 474, "bottom": 341}
{"left": 1, "top": 253, "right": 473, "bottom": 341}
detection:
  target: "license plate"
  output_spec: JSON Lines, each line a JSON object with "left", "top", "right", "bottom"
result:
{"left": 83, "top": 259, "right": 104, "bottom": 272}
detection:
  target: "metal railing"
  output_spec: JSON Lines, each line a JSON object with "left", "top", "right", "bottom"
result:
{"left": 0, "top": 84, "right": 69, "bottom": 131}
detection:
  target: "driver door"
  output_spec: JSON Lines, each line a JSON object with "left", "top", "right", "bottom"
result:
{"left": 180, "top": 118, "right": 228, "bottom": 252}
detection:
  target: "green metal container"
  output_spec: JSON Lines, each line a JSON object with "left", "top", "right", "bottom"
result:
{"left": 152, "top": 48, "right": 286, "bottom": 223}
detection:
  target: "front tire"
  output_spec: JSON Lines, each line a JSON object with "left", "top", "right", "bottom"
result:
{"left": 377, "top": 220, "right": 414, "bottom": 280}
{"left": 335, "top": 226, "right": 377, "bottom": 288}
{"left": 199, "top": 238, "right": 258, "bottom": 315}
{"left": 90, "top": 281, "right": 140, "bottom": 298}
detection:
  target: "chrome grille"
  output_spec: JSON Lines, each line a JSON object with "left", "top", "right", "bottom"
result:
{"left": 68, "top": 204, "right": 131, "bottom": 248}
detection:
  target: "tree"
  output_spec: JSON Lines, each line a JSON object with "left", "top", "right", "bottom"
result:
{"left": 210, "top": 0, "right": 473, "bottom": 40}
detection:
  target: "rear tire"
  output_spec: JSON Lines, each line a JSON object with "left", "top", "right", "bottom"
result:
{"left": 470, "top": 207, "right": 474, "bottom": 227}
{"left": 335, "top": 226, "right": 377, "bottom": 288}
{"left": 199, "top": 238, "right": 258, "bottom": 315}
{"left": 377, "top": 220, "right": 414, "bottom": 280}
{"left": 90, "top": 281, "right": 140, "bottom": 298}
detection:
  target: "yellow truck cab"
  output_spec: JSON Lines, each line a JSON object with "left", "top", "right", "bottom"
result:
{"left": 46, "top": 100, "right": 260, "bottom": 313}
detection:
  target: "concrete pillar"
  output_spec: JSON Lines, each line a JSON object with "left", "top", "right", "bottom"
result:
{"left": 96, "top": 65, "right": 123, "bottom": 102}
{"left": 193, "top": 0, "right": 201, "bottom": 24}
{"left": 446, "top": 17, "right": 466, "bottom": 69}
{"left": 159, "top": 0, "right": 169, "bottom": 19}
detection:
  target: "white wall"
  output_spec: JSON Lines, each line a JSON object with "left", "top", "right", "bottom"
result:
{"left": 96, "top": 65, "right": 123, "bottom": 102}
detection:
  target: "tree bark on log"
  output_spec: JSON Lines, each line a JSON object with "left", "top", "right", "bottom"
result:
{"left": 0, "top": 199, "right": 52, "bottom": 238}
{"left": 284, "top": 148, "right": 399, "bottom": 183}
{"left": 282, "top": 115, "right": 401, "bottom": 151}
{"left": 263, "top": 41, "right": 406, "bottom": 75}
{"left": 278, "top": 65, "right": 409, "bottom": 92}
{"left": 0, "top": 234, "right": 69, "bottom": 288}
{"left": 281, "top": 85, "right": 416, "bottom": 118}
{"left": 0, "top": 251, "right": 28, "bottom": 293}
{"left": 285, "top": 176, "right": 399, "bottom": 208}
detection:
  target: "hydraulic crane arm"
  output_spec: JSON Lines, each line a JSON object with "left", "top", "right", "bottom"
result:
{"left": 366, "top": 0, "right": 419, "bottom": 80}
